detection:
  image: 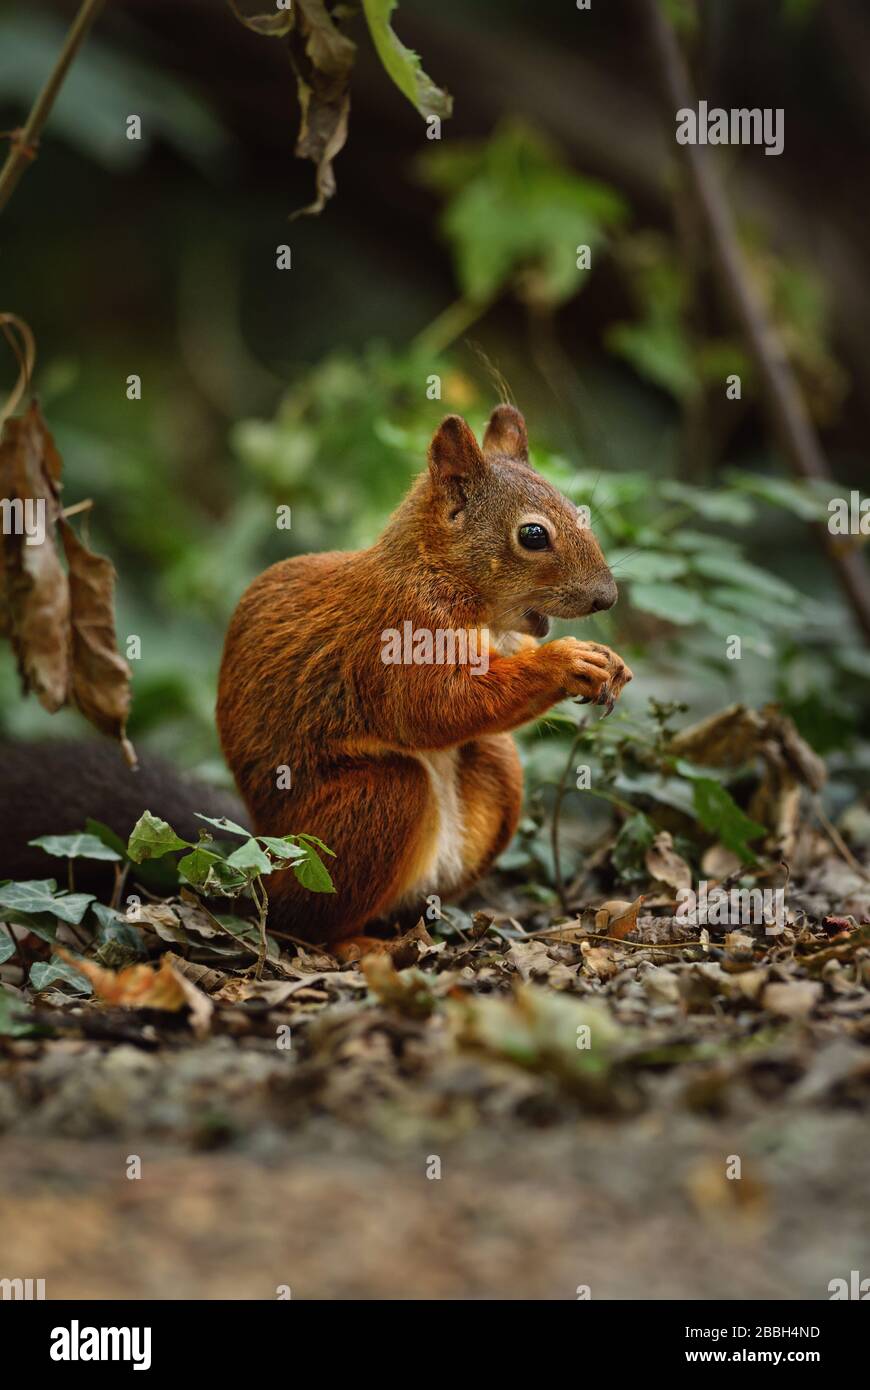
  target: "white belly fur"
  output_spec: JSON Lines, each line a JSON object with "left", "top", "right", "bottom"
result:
{"left": 402, "top": 748, "right": 465, "bottom": 899}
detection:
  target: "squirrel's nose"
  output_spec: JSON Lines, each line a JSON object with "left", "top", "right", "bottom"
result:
{"left": 588, "top": 572, "right": 618, "bottom": 613}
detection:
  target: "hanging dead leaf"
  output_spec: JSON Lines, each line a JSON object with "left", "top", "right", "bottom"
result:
{"left": 0, "top": 366, "right": 134, "bottom": 760}
{"left": 0, "top": 400, "right": 70, "bottom": 710}
{"left": 228, "top": 0, "right": 356, "bottom": 217}
{"left": 59, "top": 518, "right": 134, "bottom": 765}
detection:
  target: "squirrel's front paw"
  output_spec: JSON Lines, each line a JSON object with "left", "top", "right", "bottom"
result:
{"left": 549, "top": 638, "right": 633, "bottom": 715}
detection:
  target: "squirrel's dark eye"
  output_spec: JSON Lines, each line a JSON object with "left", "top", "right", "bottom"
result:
{"left": 517, "top": 523, "right": 550, "bottom": 551}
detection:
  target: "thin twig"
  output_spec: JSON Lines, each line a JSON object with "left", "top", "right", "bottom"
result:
{"left": 0, "top": 0, "right": 108, "bottom": 216}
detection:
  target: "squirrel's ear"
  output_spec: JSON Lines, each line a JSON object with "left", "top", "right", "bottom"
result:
{"left": 483, "top": 404, "right": 528, "bottom": 461}
{"left": 428, "top": 415, "right": 487, "bottom": 491}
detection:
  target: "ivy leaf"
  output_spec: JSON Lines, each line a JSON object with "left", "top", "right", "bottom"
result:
{"left": 30, "top": 956, "right": 93, "bottom": 995}
{"left": 28, "top": 832, "right": 122, "bottom": 862}
{"left": 225, "top": 838, "right": 273, "bottom": 876}
{"left": 0, "top": 927, "right": 15, "bottom": 965}
{"left": 292, "top": 841, "right": 336, "bottom": 893}
{"left": 0, "top": 880, "right": 94, "bottom": 925}
{"left": 178, "top": 848, "right": 247, "bottom": 893}
{"left": 127, "top": 812, "right": 191, "bottom": 863}
{"left": 195, "top": 812, "right": 251, "bottom": 838}
{"left": 361, "top": 0, "right": 452, "bottom": 120}
{"left": 257, "top": 836, "right": 306, "bottom": 861}
{"left": 690, "top": 777, "right": 767, "bottom": 864}
{"left": 294, "top": 832, "right": 337, "bottom": 858}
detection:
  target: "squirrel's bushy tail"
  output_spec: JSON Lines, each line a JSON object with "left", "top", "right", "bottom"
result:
{"left": 0, "top": 740, "right": 247, "bottom": 892}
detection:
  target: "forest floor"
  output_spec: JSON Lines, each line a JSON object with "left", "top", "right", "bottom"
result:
{"left": 2, "top": 834, "right": 870, "bottom": 1299}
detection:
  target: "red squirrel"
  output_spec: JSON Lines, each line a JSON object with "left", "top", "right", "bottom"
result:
{"left": 216, "top": 405, "right": 631, "bottom": 957}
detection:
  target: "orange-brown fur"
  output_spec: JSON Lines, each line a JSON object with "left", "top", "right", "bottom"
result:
{"left": 216, "top": 406, "right": 631, "bottom": 946}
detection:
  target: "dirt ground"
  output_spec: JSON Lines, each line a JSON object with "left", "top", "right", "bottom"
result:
{"left": 1, "top": 1029, "right": 868, "bottom": 1299}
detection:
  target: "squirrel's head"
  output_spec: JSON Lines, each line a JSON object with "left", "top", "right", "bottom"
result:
{"left": 424, "top": 405, "right": 617, "bottom": 638}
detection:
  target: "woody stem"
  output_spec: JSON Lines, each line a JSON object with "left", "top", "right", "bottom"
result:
{"left": 0, "top": 0, "right": 109, "bottom": 216}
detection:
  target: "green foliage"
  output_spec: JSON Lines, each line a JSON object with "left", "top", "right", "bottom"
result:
{"left": 418, "top": 120, "right": 627, "bottom": 307}
{"left": 361, "top": 0, "right": 452, "bottom": 119}
{"left": 125, "top": 811, "right": 336, "bottom": 896}
{"left": 27, "top": 832, "right": 122, "bottom": 863}
{"left": 30, "top": 956, "right": 92, "bottom": 995}
{"left": 0, "top": 880, "right": 95, "bottom": 925}
{"left": 607, "top": 234, "right": 749, "bottom": 400}
{"left": 127, "top": 813, "right": 190, "bottom": 864}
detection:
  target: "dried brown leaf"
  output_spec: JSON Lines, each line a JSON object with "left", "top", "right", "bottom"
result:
{"left": 0, "top": 401, "right": 70, "bottom": 710}
{"left": 59, "top": 518, "right": 134, "bottom": 764}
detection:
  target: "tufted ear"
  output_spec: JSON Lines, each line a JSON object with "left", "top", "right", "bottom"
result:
{"left": 428, "top": 415, "right": 487, "bottom": 493}
{"left": 482, "top": 403, "right": 528, "bottom": 461}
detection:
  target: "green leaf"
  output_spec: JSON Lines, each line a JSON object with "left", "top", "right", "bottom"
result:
{"left": 91, "top": 906, "right": 145, "bottom": 968}
{"left": 30, "top": 956, "right": 92, "bottom": 995}
{"left": 127, "top": 812, "right": 191, "bottom": 863}
{"left": 177, "top": 847, "right": 245, "bottom": 893}
{"left": 606, "top": 318, "right": 698, "bottom": 400}
{"left": 658, "top": 480, "right": 756, "bottom": 526}
{"left": 194, "top": 812, "right": 251, "bottom": 838}
{"left": 629, "top": 582, "right": 705, "bottom": 625}
{"left": 257, "top": 836, "right": 306, "bottom": 861}
{"left": 689, "top": 552, "right": 798, "bottom": 603}
{"left": 28, "top": 832, "right": 122, "bottom": 862}
{"left": 607, "top": 549, "right": 687, "bottom": 583}
{"left": 0, "top": 881, "right": 95, "bottom": 925}
{"left": 226, "top": 838, "right": 273, "bottom": 876}
{"left": 420, "top": 120, "right": 626, "bottom": 307}
{"left": 724, "top": 469, "right": 825, "bottom": 521}
{"left": 292, "top": 842, "right": 336, "bottom": 893}
{"left": 294, "top": 832, "right": 337, "bottom": 858}
{"left": 86, "top": 818, "right": 129, "bottom": 860}
{"left": 0, "top": 928, "right": 15, "bottom": 965}
{"left": 0, "top": 987, "right": 36, "bottom": 1037}
{"left": 361, "top": 0, "right": 452, "bottom": 120}
{"left": 690, "top": 778, "right": 767, "bottom": 864}
{"left": 706, "top": 586, "right": 803, "bottom": 630}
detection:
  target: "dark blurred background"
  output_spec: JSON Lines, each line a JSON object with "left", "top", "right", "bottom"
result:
{"left": 1, "top": 0, "right": 868, "bottom": 805}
